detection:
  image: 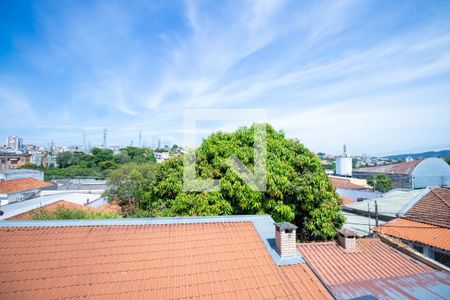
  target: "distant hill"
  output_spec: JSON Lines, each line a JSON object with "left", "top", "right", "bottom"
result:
{"left": 384, "top": 149, "right": 450, "bottom": 160}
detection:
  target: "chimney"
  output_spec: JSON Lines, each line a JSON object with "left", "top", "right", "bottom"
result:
{"left": 337, "top": 229, "right": 358, "bottom": 250}
{"left": 274, "top": 222, "right": 298, "bottom": 258}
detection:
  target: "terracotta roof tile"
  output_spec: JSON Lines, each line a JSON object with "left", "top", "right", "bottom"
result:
{"left": 356, "top": 159, "right": 425, "bottom": 175}
{"left": 374, "top": 218, "right": 450, "bottom": 252}
{"left": 404, "top": 188, "right": 450, "bottom": 228}
{"left": 330, "top": 178, "right": 366, "bottom": 190}
{"left": 0, "top": 177, "right": 54, "bottom": 194}
{"left": 340, "top": 196, "right": 354, "bottom": 206}
{"left": 297, "top": 238, "right": 431, "bottom": 286}
{"left": 0, "top": 222, "right": 331, "bottom": 299}
{"left": 7, "top": 200, "right": 98, "bottom": 220}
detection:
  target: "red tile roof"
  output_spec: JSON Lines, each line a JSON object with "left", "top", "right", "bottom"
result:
{"left": 0, "top": 222, "right": 331, "bottom": 299}
{"left": 0, "top": 177, "right": 54, "bottom": 194}
{"left": 7, "top": 200, "right": 98, "bottom": 220}
{"left": 356, "top": 159, "right": 425, "bottom": 175}
{"left": 404, "top": 188, "right": 450, "bottom": 228}
{"left": 297, "top": 238, "right": 431, "bottom": 286}
{"left": 330, "top": 178, "right": 366, "bottom": 190}
{"left": 374, "top": 218, "right": 450, "bottom": 252}
{"left": 340, "top": 196, "right": 354, "bottom": 206}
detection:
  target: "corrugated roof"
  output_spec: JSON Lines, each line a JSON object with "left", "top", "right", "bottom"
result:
{"left": 297, "top": 238, "right": 431, "bottom": 286}
{"left": 330, "top": 178, "right": 366, "bottom": 190}
{"left": 0, "top": 219, "right": 331, "bottom": 299}
{"left": 374, "top": 218, "right": 450, "bottom": 252}
{"left": 355, "top": 159, "right": 425, "bottom": 175}
{"left": 330, "top": 272, "right": 450, "bottom": 300}
{"left": 7, "top": 200, "right": 99, "bottom": 220}
{"left": 341, "top": 211, "right": 385, "bottom": 237}
{"left": 0, "top": 177, "right": 54, "bottom": 194}
{"left": 343, "top": 189, "right": 427, "bottom": 218}
{"left": 403, "top": 188, "right": 450, "bottom": 228}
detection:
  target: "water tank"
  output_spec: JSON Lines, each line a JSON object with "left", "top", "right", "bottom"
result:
{"left": 336, "top": 157, "right": 353, "bottom": 176}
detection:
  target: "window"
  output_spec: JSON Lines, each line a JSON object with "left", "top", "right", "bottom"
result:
{"left": 434, "top": 251, "right": 450, "bottom": 268}
{"left": 412, "top": 244, "right": 423, "bottom": 253}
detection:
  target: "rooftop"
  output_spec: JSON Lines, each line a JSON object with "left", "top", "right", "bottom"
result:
{"left": 298, "top": 238, "right": 431, "bottom": 286}
{"left": 374, "top": 218, "right": 450, "bottom": 252}
{"left": 402, "top": 188, "right": 450, "bottom": 228}
{"left": 0, "top": 215, "right": 331, "bottom": 299}
{"left": 330, "top": 177, "right": 367, "bottom": 190}
{"left": 343, "top": 188, "right": 427, "bottom": 218}
{"left": 7, "top": 200, "right": 100, "bottom": 220}
{"left": 0, "top": 192, "right": 103, "bottom": 220}
{"left": 0, "top": 177, "right": 54, "bottom": 195}
{"left": 355, "top": 159, "right": 425, "bottom": 175}
{"left": 297, "top": 238, "right": 450, "bottom": 299}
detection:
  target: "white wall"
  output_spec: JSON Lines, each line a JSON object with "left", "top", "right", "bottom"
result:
{"left": 412, "top": 158, "right": 450, "bottom": 188}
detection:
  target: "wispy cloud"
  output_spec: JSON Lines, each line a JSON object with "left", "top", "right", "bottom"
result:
{"left": 1, "top": 0, "right": 449, "bottom": 153}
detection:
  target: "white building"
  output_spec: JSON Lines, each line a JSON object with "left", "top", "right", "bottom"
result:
{"left": 6, "top": 136, "right": 23, "bottom": 151}
{"left": 354, "top": 158, "right": 450, "bottom": 189}
{"left": 0, "top": 169, "right": 44, "bottom": 181}
{"left": 335, "top": 145, "right": 352, "bottom": 176}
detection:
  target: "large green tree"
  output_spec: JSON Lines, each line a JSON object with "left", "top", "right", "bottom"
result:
{"left": 108, "top": 124, "right": 344, "bottom": 241}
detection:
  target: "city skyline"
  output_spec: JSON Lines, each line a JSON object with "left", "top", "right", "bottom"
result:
{"left": 1, "top": 1, "right": 450, "bottom": 155}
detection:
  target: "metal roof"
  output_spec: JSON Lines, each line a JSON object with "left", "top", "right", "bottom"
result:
{"left": 341, "top": 211, "right": 385, "bottom": 237}
{"left": 355, "top": 159, "right": 425, "bottom": 175}
{"left": 330, "top": 271, "right": 450, "bottom": 300}
{"left": 343, "top": 189, "right": 428, "bottom": 218}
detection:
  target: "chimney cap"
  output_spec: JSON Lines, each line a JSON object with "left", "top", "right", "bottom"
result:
{"left": 274, "top": 222, "right": 298, "bottom": 230}
{"left": 338, "top": 228, "right": 358, "bottom": 238}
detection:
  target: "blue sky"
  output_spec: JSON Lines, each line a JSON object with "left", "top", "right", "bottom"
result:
{"left": 1, "top": 0, "right": 450, "bottom": 155}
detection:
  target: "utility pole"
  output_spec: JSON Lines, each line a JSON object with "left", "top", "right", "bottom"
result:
{"left": 82, "top": 133, "right": 86, "bottom": 153}
{"left": 375, "top": 200, "right": 379, "bottom": 228}
{"left": 139, "top": 130, "right": 142, "bottom": 148}
{"left": 102, "top": 128, "right": 107, "bottom": 149}
{"left": 368, "top": 202, "right": 371, "bottom": 235}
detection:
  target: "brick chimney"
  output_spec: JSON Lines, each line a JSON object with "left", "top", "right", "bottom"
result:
{"left": 274, "top": 222, "right": 298, "bottom": 258}
{"left": 337, "top": 228, "right": 358, "bottom": 250}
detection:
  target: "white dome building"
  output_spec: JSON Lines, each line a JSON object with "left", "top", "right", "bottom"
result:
{"left": 353, "top": 157, "right": 450, "bottom": 189}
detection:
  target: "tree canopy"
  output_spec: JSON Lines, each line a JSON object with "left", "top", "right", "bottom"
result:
{"left": 106, "top": 124, "right": 344, "bottom": 241}
{"left": 367, "top": 173, "right": 393, "bottom": 193}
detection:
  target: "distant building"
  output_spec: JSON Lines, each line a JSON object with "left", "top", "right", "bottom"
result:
{"left": 29, "top": 151, "right": 44, "bottom": 167}
{"left": 353, "top": 158, "right": 450, "bottom": 189}
{"left": 0, "top": 153, "right": 31, "bottom": 169}
{"left": 335, "top": 145, "right": 352, "bottom": 176}
{"left": 0, "top": 169, "right": 44, "bottom": 181}
{"left": 329, "top": 175, "right": 381, "bottom": 202}
{"left": 6, "top": 136, "right": 23, "bottom": 151}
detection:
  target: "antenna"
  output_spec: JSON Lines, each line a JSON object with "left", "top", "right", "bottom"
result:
{"left": 103, "top": 128, "right": 107, "bottom": 149}
{"left": 343, "top": 144, "right": 347, "bottom": 156}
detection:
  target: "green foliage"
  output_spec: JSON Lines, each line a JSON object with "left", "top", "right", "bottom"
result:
{"left": 109, "top": 124, "right": 344, "bottom": 241}
{"left": 445, "top": 157, "right": 450, "bottom": 165}
{"left": 31, "top": 206, "right": 119, "bottom": 220}
{"left": 46, "top": 147, "right": 156, "bottom": 179}
{"left": 367, "top": 173, "right": 393, "bottom": 193}
{"left": 105, "top": 163, "right": 157, "bottom": 215}
{"left": 18, "top": 163, "right": 38, "bottom": 169}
